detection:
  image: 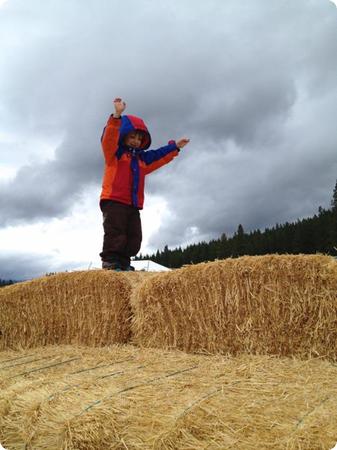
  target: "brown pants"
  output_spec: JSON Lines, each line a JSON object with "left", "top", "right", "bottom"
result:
{"left": 99, "top": 200, "right": 142, "bottom": 268}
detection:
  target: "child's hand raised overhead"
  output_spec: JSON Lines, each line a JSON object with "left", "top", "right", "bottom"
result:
{"left": 113, "top": 98, "right": 126, "bottom": 117}
{"left": 176, "top": 138, "right": 190, "bottom": 149}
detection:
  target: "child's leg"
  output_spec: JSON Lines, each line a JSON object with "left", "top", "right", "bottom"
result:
{"left": 99, "top": 200, "right": 129, "bottom": 268}
{"left": 124, "top": 208, "right": 142, "bottom": 268}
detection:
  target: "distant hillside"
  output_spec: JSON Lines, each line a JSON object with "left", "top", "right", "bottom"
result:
{"left": 138, "top": 180, "right": 337, "bottom": 268}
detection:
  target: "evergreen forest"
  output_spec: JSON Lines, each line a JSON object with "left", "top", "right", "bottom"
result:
{"left": 136, "top": 180, "right": 337, "bottom": 269}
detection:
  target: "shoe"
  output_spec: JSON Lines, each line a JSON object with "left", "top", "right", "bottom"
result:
{"left": 102, "top": 261, "right": 123, "bottom": 271}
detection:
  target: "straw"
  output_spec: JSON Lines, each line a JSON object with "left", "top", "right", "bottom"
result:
{"left": 0, "top": 345, "right": 336, "bottom": 449}
{"left": 132, "top": 254, "right": 337, "bottom": 360}
{"left": 0, "top": 270, "right": 133, "bottom": 350}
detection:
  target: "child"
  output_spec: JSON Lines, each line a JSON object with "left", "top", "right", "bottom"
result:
{"left": 99, "top": 98, "right": 190, "bottom": 271}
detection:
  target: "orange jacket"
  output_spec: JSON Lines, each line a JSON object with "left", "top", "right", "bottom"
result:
{"left": 100, "top": 114, "right": 179, "bottom": 209}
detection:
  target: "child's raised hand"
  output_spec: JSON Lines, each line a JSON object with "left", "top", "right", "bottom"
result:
{"left": 113, "top": 98, "right": 126, "bottom": 117}
{"left": 176, "top": 138, "right": 190, "bottom": 149}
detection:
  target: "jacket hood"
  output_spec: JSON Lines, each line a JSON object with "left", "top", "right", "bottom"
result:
{"left": 118, "top": 115, "right": 152, "bottom": 150}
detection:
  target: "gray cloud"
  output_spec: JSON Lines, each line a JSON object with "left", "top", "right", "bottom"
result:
{"left": 1, "top": 0, "right": 337, "bottom": 252}
{"left": 0, "top": 252, "right": 84, "bottom": 281}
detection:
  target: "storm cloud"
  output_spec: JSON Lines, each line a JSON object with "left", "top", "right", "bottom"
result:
{"left": 0, "top": 251, "right": 85, "bottom": 281}
{"left": 1, "top": 0, "right": 337, "bottom": 276}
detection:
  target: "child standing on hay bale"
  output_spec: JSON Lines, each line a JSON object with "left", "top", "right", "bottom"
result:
{"left": 99, "top": 98, "right": 190, "bottom": 271}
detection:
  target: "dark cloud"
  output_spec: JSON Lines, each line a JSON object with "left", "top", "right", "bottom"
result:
{"left": 0, "top": 125, "right": 102, "bottom": 225}
{"left": 0, "top": 252, "right": 84, "bottom": 281}
{"left": 0, "top": 0, "right": 336, "bottom": 252}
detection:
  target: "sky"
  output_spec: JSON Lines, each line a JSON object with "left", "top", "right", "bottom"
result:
{"left": 0, "top": 0, "right": 336, "bottom": 280}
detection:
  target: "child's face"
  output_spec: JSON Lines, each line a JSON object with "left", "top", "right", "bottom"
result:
{"left": 124, "top": 131, "right": 143, "bottom": 149}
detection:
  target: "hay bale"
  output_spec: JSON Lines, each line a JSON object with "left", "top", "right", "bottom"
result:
{"left": 132, "top": 254, "right": 337, "bottom": 360}
{"left": 0, "top": 345, "right": 336, "bottom": 449}
{"left": 0, "top": 271, "right": 132, "bottom": 350}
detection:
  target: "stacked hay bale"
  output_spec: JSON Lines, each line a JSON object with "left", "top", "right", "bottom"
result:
{"left": 132, "top": 254, "right": 337, "bottom": 360}
{"left": 1, "top": 345, "right": 337, "bottom": 450}
{"left": 0, "top": 271, "right": 132, "bottom": 350}
{"left": 1, "top": 255, "right": 337, "bottom": 448}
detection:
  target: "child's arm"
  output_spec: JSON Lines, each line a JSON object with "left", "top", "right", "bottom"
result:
{"left": 101, "top": 98, "right": 126, "bottom": 164}
{"left": 142, "top": 138, "right": 190, "bottom": 174}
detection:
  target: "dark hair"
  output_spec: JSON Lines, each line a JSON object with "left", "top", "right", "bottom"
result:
{"left": 124, "top": 130, "right": 146, "bottom": 143}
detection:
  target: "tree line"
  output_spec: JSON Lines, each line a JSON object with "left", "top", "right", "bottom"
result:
{"left": 0, "top": 279, "right": 16, "bottom": 288}
{"left": 136, "top": 180, "right": 337, "bottom": 269}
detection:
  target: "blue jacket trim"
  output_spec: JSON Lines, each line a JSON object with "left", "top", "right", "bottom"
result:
{"left": 131, "top": 152, "right": 139, "bottom": 207}
{"left": 139, "top": 142, "right": 177, "bottom": 165}
{"left": 118, "top": 116, "right": 133, "bottom": 146}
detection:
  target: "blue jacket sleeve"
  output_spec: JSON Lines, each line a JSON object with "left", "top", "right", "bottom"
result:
{"left": 140, "top": 142, "right": 180, "bottom": 175}
{"left": 140, "top": 142, "right": 179, "bottom": 165}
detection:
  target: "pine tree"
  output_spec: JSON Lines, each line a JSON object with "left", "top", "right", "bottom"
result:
{"left": 329, "top": 179, "right": 337, "bottom": 254}
{"left": 331, "top": 179, "right": 337, "bottom": 212}
{"left": 232, "top": 224, "right": 245, "bottom": 256}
